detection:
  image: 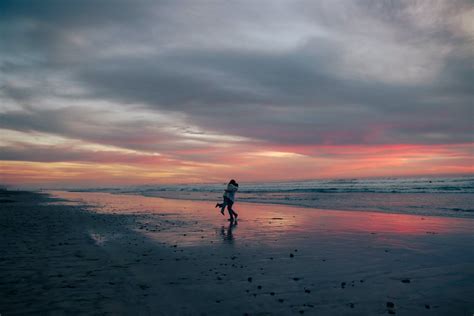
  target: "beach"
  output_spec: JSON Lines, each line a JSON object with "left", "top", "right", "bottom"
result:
{"left": 1, "top": 190, "right": 473, "bottom": 315}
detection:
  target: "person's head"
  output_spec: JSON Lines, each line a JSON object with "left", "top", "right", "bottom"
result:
{"left": 229, "top": 179, "right": 238, "bottom": 186}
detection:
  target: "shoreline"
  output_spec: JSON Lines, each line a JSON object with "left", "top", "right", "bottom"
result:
{"left": 63, "top": 189, "right": 474, "bottom": 220}
{"left": 2, "top": 190, "right": 473, "bottom": 315}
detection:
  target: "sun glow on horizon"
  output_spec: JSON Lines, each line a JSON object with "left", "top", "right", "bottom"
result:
{"left": 2, "top": 141, "right": 473, "bottom": 188}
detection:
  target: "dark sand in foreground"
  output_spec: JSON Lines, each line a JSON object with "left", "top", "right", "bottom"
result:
{"left": 1, "top": 190, "right": 473, "bottom": 315}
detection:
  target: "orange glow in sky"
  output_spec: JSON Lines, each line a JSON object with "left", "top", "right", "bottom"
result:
{"left": 1, "top": 142, "right": 472, "bottom": 188}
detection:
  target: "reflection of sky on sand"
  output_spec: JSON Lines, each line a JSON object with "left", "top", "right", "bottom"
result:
{"left": 40, "top": 191, "right": 474, "bottom": 315}
{"left": 220, "top": 222, "right": 238, "bottom": 245}
{"left": 48, "top": 191, "right": 474, "bottom": 250}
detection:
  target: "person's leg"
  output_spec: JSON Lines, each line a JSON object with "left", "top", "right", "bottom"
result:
{"left": 227, "top": 200, "right": 236, "bottom": 221}
{"left": 217, "top": 196, "right": 227, "bottom": 207}
{"left": 230, "top": 205, "right": 238, "bottom": 219}
{"left": 220, "top": 198, "right": 228, "bottom": 215}
{"left": 226, "top": 198, "right": 238, "bottom": 218}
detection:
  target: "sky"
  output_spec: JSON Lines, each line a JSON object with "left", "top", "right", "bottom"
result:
{"left": 1, "top": 0, "right": 473, "bottom": 188}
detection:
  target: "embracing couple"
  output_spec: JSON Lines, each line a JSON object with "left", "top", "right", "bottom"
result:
{"left": 215, "top": 179, "right": 239, "bottom": 222}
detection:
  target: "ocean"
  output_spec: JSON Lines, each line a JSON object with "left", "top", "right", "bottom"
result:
{"left": 72, "top": 176, "right": 474, "bottom": 218}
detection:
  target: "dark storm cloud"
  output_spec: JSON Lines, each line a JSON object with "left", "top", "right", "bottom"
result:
{"left": 0, "top": 0, "right": 155, "bottom": 43}
{"left": 78, "top": 48, "right": 472, "bottom": 145}
{"left": 1, "top": 0, "right": 473, "bottom": 150}
{"left": 1, "top": 1, "right": 123, "bottom": 66}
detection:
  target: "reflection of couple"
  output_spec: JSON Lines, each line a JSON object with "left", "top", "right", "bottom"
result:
{"left": 220, "top": 222, "right": 236, "bottom": 243}
{"left": 215, "top": 179, "right": 239, "bottom": 222}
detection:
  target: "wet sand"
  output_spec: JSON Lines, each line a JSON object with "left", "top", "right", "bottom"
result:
{"left": 1, "top": 190, "right": 473, "bottom": 315}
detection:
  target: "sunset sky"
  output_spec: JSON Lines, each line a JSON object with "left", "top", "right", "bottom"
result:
{"left": 1, "top": 0, "right": 473, "bottom": 188}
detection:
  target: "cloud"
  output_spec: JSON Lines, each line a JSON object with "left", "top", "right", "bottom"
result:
{"left": 0, "top": 0, "right": 472, "bottom": 184}
{"left": 0, "top": 106, "right": 197, "bottom": 152}
{"left": 0, "top": 142, "right": 168, "bottom": 164}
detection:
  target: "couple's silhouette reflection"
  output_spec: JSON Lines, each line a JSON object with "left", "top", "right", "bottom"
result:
{"left": 220, "top": 221, "right": 237, "bottom": 243}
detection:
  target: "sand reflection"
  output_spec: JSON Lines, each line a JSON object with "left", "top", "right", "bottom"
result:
{"left": 48, "top": 191, "right": 473, "bottom": 250}
{"left": 220, "top": 222, "right": 237, "bottom": 244}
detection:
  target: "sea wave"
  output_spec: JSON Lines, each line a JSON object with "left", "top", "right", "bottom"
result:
{"left": 72, "top": 176, "right": 474, "bottom": 194}
{"left": 67, "top": 176, "right": 474, "bottom": 218}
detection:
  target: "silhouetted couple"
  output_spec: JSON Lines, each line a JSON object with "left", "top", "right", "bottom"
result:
{"left": 215, "top": 179, "right": 238, "bottom": 222}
